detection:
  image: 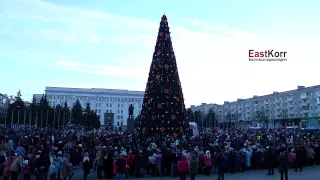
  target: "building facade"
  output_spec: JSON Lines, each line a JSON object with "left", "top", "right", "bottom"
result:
{"left": 224, "top": 85, "right": 320, "bottom": 128}
{"left": 191, "top": 85, "right": 320, "bottom": 129}
{"left": 39, "top": 87, "right": 144, "bottom": 126}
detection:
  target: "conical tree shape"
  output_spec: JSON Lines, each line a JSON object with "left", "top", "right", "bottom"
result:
{"left": 139, "top": 15, "right": 188, "bottom": 136}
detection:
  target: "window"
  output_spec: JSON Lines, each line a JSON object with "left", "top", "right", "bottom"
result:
{"left": 53, "top": 96, "right": 56, "bottom": 99}
{"left": 121, "top": 110, "right": 123, "bottom": 113}
{"left": 121, "top": 121, "right": 123, "bottom": 126}
{"left": 118, "top": 110, "right": 120, "bottom": 113}
{"left": 95, "top": 109, "right": 97, "bottom": 113}
{"left": 110, "top": 104, "right": 112, "bottom": 107}
{"left": 98, "top": 109, "right": 101, "bottom": 113}
{"left": 121, "top": 104, "right": 124, "bottom": 107}
{"left": 106, "top": 109, "right": 109, "bottom": 113}
{"left": 99, "top": 103, "right": 101, "bottom": 107}
{"left": 110, "top": 109, "right": 112, "bottom": 113}
{"left": 117, "top": 122, "right": 120, "bottom": 126}
{"left": 106, "top": 104, "right": 109, "bottom": 107}
{"left": 118, "top": 104, "right": 120, "bottom": 107}
{"left": 121, "top": 116, "right": 123, "bottom": 119}
{"left": 61, "top": 96, "right": 64, "bottom": 100}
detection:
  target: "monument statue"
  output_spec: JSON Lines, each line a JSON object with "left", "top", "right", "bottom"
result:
{"left": 129, "top": 104, "right": 134, "bottom": 118}
{"left": 127, "top": 104, "right": 135, "bottom": 133}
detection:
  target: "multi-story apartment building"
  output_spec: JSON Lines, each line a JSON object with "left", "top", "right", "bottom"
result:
{"left": 34, "top": 87, "right": 144, "bottom": 126}
{"left": 222, "top": 85, "right": 320, "bottom": 128}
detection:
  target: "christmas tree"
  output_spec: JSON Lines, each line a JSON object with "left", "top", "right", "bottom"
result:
{"left": 139, "top": 15, "right": 188, "bottom": 136}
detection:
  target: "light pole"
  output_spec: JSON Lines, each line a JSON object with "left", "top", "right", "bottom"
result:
{"left": 11, "top": 106, "right": 20, "bottom": 128}
{"left": 52, "top": 107, "right": 56, "bottom": 129}
{"left": 3, "top": 99, "right": 8, "bottom": 127}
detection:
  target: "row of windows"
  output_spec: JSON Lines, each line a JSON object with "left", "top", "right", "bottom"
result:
{"left": 49, "top": 95, "right": 142, "bottom": 103}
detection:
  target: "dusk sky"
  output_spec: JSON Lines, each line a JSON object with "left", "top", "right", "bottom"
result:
{"left": 1, "top": 0, "right": 319, "bottom": 106}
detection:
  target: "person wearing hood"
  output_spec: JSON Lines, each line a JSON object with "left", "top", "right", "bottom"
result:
{"left": 177, "top": 155, "right": 189, "bottom": 180}
{"left": 83, "top": 152, "right": 90, "bottom": 180}
{"left": 204, "top": 150, "right": 212, "bottom": 176}
{"left": 148, "top": 153, "right": 157, "bottom": 177}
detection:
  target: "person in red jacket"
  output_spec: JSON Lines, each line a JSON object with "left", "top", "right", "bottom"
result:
{"left": 177, "top": 155, "right": 190, "bottom": 180}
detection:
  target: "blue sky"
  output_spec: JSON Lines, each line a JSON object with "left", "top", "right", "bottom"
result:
{"left": 0, "top": 0, "right": 319, "bottom": 106}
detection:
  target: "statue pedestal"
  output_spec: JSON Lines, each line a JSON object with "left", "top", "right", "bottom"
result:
{"left": 127, "top": 117, "right": 135, "bottom": 133}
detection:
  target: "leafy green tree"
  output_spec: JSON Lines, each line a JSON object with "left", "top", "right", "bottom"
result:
{"left": 71, "top": 99, "right": 83, "bottom": 124}
{"left": 83, "top": 103, "right": 100, "bottom": 128}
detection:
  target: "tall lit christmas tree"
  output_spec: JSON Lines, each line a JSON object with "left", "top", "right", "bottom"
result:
{"left": 138, "top": 15, "right": 188, "bottom": 136}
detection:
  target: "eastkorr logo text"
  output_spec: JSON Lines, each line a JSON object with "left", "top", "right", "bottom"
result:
{"left": 248, "top": 50, "right": 287, "bottom": 62}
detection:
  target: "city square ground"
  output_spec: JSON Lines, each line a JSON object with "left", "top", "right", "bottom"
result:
{"left": 41, "top": 166, "right": 319, "bottom": 180}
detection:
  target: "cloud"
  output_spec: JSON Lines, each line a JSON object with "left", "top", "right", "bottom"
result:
{"left": 2, "top": 0, "right": 319, "bottom": 107}
{"left": 55, "top": 61, "right": 146, "bottom": 79}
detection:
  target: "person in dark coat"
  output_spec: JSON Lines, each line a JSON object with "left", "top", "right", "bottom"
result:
{"left": 35, "top": 151, "right": 51, "bottom": 180}
{"left": 116, "top": 154, "right": 126, "bottom": 180}
{"left": 294, "top": 147, "right": 303, "bottom": 172}
{"left": 266, "top": 147, "right": 275, "bottom": 175}
{"left": 83, "top": 153, "right": 91, "bottom": 180}
{"left": 216, "top": 150, "right": 225, "bottom": 180}
{"left": 134, "top": 151, "right": 143, "bottom": 178}
{"left": 105, "top": 152, "right": 114, "bottom": 179}
{"left": 278, "top": 151, "right": 289, "bottom": 180}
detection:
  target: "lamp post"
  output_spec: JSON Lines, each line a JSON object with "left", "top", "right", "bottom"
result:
{"left": 52, "top": 107, "right": 56, "bottom": 129}
{"left": 11, "top": 106, "right": 20, "bottom": 128}
{"left": 3, "top": 99, "right": 8, "bottom": 127}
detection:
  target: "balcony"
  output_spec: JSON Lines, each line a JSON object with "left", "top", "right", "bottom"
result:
{"left": 300, "top": 102, "right": 308, "bottom": 106}
{"left": 300, "top": 95, "right": 307, "bottom": 99}
{"left": 287, "top": 97, "right": 293, "bottom": 101}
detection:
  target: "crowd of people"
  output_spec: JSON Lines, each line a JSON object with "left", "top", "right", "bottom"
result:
{"left": 0, "top": 124, "right": 319, "bottom": 180}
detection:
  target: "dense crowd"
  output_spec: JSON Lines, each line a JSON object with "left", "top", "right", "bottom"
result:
{"left": 0, "top": 124, "right": 319, "bottom": 180}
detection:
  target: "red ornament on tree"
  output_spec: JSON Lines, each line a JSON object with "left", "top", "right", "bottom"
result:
{"left": 159, "top": 32, "right": 163, "bottom": 37}
{"left": 152, "top": 115, "right": 156, "bottom": 120}
{"left": 156, "top": 74, "right": 160, "bottom": 80}
{"left": 165, "top": 34, "right": 169, "bottom": 39}
{"left": 157, "top": 103, "right": 162, "bottom": 109}
{"left": 153, "top": 64, "right": 156, "bottom": 69}
{"left": 160, "top": 127, "right": 165, "bottom": 132}
{"left": 164, "top": 89, "right": 170, "bottom": 94}
{"left": 173, "top": 132, "right": 178, "bottom": 137}
{"left": 157, "top": 51, "right": 161, "bottom": 56}
{"left": 164, "top": 64, "right": 169, "bottom": 70}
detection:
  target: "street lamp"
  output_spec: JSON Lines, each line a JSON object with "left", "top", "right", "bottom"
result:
{"left": 11, "top": 106, "right": 20, "bottom": 128}
{"left": 3, "top": 98, "right": 8, "bottom": 127}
